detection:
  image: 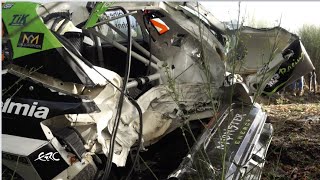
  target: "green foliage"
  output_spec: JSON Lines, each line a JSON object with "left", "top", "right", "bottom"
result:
{"left": 298, "top": 24, "right": 320, "bottom": 82}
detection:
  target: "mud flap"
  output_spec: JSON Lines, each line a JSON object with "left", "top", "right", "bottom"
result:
{"left": 169, "top": 102, "right": 273, "bottom": 180}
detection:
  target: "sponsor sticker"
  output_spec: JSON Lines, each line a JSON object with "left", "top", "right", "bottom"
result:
{"left": 17, "top": 32, "right": 44, "bottom": 49}
{"left": 150, "top": 18, "right": 170, "bottom": 35}
{"left": 2, "top": 98, "right": 49, "bottom": 119}
{"left": 266, "top": 73, "right": 280, "bottom": 87}
{"left": 34, "top": 152, "right": 60, "bottom": 162}
{"left": 215, "top": 113, "right": 250, "bottom": 149}
{"left": 3, "top": 3, "right": 14, "bottom": 9}
{"left": 9, "top": 14, "right": 29, "bottom": 26}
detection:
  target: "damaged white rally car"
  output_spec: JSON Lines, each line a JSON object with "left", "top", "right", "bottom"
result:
{"left": 2, "top": 1, "right": 314, "bottom": 180}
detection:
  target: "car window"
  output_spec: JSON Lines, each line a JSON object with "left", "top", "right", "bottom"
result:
{"left": 99, "top": 9, "right": 143, "bottom": 43}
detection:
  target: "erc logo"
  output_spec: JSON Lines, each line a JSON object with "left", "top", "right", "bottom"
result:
{"left": 17, "top": 32, "right": 44, "bottom": 49}
{"left": 34, "top": 152, "right": 60, "bottom": 162}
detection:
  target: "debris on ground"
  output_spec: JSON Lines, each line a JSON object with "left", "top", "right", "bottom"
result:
{"left": 261, "top": 89, "right": 320, "bottom": 179}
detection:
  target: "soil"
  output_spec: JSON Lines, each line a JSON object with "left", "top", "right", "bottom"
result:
{"left": 260, "top": 88, "right": 320, "bottom": 180}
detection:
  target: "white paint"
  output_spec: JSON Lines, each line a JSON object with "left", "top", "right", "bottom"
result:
{"left": 2, "top": 134, "right": 47, "bottom": 156}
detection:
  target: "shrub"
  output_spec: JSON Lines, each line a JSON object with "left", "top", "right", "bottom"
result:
{"left": 298, "top": 24, "right": 320, "bottom": 82}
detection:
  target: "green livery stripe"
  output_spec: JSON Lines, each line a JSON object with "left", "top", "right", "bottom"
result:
{"left": 2, "top": 2, "right": 62, "bottom": 59}
{"left": 84, "top": 2, "right": 113, "bottom": 28}
{"left": 263, "top": 80, "right": 288, "bottom": 96}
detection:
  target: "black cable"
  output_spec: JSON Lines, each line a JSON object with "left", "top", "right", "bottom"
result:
{"left": 50, "top": 8, "right": 142, "bottom": 179}
{"left": 142, "top": 11, "right": 153, "bottom": 76}
{"left": 94, "top": 27, "right": 105, "bottom": 67}
{"left": 101, "top": 6, "right": 132, "bottom": 180}
{"left": 84, "top": 13, "right": 143, "bottom": 179}
{"left": 125, "top": 97, "right": 143, "bottom": 180}
{"left": 42, "top": 12, "right": 71, "bottom": 24}
{"left": 51, "top": 17, "right": 64, "bottom": 31}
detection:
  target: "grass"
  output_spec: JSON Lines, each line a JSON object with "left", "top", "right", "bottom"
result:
{"left": 4, "top": 2, "right": 318, "bottom": 180}
{"left": 156, "top": 2, "right": 282, "bottom": 179}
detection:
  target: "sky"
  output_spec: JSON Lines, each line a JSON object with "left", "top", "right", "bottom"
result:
{"left": 200, "top": 1, "right": 320, "bottom": 33}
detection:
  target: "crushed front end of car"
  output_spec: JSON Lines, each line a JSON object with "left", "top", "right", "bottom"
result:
{"left": 2, "top": 2, "right": 312, "bottom": 180}
{"left": 169, "top": 101, "right": 272, "bottom": 180}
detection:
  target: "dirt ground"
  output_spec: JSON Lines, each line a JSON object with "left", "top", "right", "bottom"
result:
{"left": 260, "top": 88, "right": 320, "bottom": 179}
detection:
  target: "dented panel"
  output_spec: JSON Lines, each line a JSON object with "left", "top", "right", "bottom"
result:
{"left": 3, "top": 2, "right": 312, "bottom": 180}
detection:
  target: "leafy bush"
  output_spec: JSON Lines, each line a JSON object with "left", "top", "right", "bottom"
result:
{"left": 298, "top": 24, "right": 320, "bottom": 82}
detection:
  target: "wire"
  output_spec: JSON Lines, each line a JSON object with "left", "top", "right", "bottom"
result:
{"left": 101, "top": 6, "right": 132, "bottom": 180}
{"left": 125, "top": 97, "right": 143, "bottom": 180}
{"left": 94, "top": 26, "right": 105, "bottom": 67}
{"left": 42, "top": 12, "right": 71, "bottom": 24}
{"left": 98, "top": 7, "right": 143, "bottom": 179}
{"left": 49, "top": 6, "right": 142, "bottom": 179}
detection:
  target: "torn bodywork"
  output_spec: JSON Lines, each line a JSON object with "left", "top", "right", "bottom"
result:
{"left": 227, "top": 26, "right": 315, "bottom": 95}
{"left": 1, "top": 1, "right": 311, "bottom": 180}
